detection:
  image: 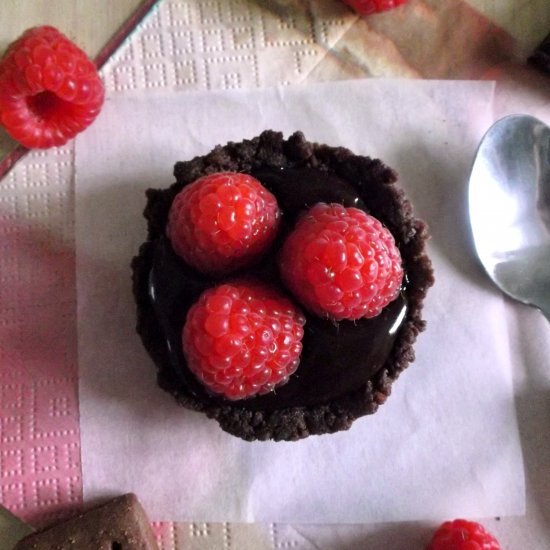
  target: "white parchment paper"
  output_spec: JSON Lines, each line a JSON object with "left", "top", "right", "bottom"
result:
{"left": 75, "top": 79, "right": 525, "bottom": 523}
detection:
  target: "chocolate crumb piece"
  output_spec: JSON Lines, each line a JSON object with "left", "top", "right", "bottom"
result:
{"left": 14, "top": 494, "right": 158, "bottom": 550}
{"left": 133, "top": 130, "right": 434, "bottom": 441}
{"left": 528, "top": 32, "right": 550, "bottom": 74}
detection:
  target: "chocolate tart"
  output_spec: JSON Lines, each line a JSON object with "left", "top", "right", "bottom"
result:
{"left": 131, "top": 131, "right": 434, "bottom": 441}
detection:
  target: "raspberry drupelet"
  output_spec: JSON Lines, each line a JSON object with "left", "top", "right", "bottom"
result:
{"left": 279, "top": 203, "right": 404, "bottom": 321}
{"left": 0, "top": 26, "right": 104, "bottom": 149}
{"left": 341, "top": 0, "right": 408, "bottom": 15}
{"left": 182, "top": 281, "right": 306, "bottom": 401}
{"left": 426, "top": 519, "right": 501, "bottom": 550}
{"left": 167, "top": 172, "right": 280, "bottom": 277}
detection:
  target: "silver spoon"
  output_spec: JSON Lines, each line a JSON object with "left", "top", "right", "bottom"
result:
{"left": 468, "top": 114, "right": 550, "bottom": 322}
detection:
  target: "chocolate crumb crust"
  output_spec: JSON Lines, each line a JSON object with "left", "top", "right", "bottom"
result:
{"left": 131, "top": 131, "right": 434, "bottom": 441}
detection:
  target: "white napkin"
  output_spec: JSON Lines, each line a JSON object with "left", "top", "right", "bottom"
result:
{"left": 75, "top": 78, "right": 525, "bottom": 523}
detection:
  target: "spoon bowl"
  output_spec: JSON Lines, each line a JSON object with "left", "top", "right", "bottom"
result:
{"left": 468, "top": 114, "right": 550, "bottom": 322}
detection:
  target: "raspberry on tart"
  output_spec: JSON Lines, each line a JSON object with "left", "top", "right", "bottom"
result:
{"left": 167, "top": 172, "right": 280, "bottom": 276}
{"left": 426, "top": 519, "right": 501, "bottom": 550}
{"left": 278, "top": 203, "right": 404, "bottom": 321}
{"left": 132, "top": 130, "right": 434, "bottom": 441}
{"left": 0, "top": 26, "right": 104, "bottom": 149}
{"left": 183, "top": 281, "right": 305, "bottom": 401}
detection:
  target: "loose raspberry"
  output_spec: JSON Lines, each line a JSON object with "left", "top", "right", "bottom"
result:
{"left": 426, "top": 519, "right": 501, "bottom": 550}
{"left": 182, "top": 281, "right": 305, "bottom": 400}
{"left": 279, "top": 203, "right": 403, "bottom": 321}
{"left": 341, "top": 0, "right": 408, "bottom": 15}
{"left": 0, "top": 26, "right": 104, "bottom": 149}
{"left": 167, "top": 172, "right": 280, "bottom": 276}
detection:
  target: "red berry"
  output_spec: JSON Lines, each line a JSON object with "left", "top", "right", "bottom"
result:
{"left": 0, "top": 26, "right": 104, "bottom": 149}
{"left": 426, "top": 519, "right": 501, "bottom": 550}
{"left": 341, "top": 0, "right": 408, "bottom": 15}
{"left": 167, "top": 172, "right": 280, "bottom": 276}
{"left": 279, "top": 203, "right": 403, "bottom": 321}
{"left": 182, "top": 281, "right": 305, "bottom": 400}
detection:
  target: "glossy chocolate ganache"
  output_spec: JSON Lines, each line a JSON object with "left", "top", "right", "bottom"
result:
{"left": 132, "top": 131, "right": 433, "bottom": 441}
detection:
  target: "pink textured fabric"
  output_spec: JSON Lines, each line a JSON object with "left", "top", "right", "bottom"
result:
{"left": 0, "top": 0, "right": 158, "bottom": 532}
{"left": 0, "top": 214, "right": 81, "bottom": 526}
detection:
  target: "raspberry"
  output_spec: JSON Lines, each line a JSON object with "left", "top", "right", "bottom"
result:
{"left": 426, "top": 519, "right": 501, "bottom": 550}
{"left": 167, "top": 172, "right": 280, "bottom": 276}
{"left": 279, "top": 203, "right": 403, "bottom": 321}
{"left": 0, "top": 26, "right": 104, "bottom": 149}
{"left": 182, "top": 281, "right": 305, "bottom": 400}
{"left": 341, "top": 0, "right": 408, "bottom": 15}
